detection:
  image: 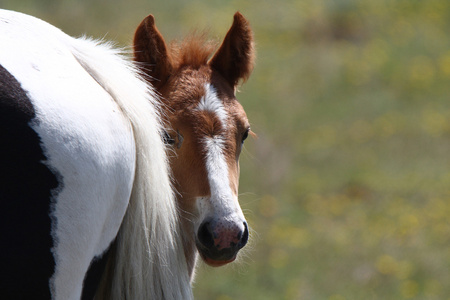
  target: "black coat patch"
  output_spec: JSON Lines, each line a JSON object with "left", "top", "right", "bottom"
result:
{"left": 0, "top": 64, "right": 59, "bottom": 299}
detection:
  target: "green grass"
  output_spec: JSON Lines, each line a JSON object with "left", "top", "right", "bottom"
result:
{"left": 2, "top": 0, "right": 450, "bottom": 299}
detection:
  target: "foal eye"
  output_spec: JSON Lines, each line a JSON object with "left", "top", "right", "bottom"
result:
{"left": 163, "top": 131, "right": 175, "bottom": 145}
{"left": 242, "top": 129, "right": 250, "bottom": 143}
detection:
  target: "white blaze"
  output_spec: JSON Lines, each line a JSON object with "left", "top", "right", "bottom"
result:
{"left": 196, "top": 84, "right": 244, "bottom": 220}
{"left": 205, "top": 137, "right": 234, "bottom": 202}
{"left": 197, "top": 83, "right": 228, "bottom": 128}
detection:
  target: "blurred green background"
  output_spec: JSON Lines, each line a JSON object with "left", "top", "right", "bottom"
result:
{"left": 2, "top": 0, "right": 449, "bottom": 299}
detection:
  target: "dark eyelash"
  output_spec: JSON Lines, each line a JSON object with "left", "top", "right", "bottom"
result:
{"left": 242, "top": 129, "right": 249, "bottom": 143}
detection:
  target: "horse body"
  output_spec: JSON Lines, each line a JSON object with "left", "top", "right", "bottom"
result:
{"left": 1, "top": 10, "right": 136, "bottom": 298}
{"left": 0, "top": 8, "right": 254, "bottom": 300}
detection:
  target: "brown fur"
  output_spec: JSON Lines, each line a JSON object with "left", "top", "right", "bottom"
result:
{"left": 169, "top": 33, "right": 218, "bottom": 70}
{"left": 133, "top": 14, "right": 173, "bottom": 90}
{"left": 209, "top": 12, "right": 255, "bottom": 87}
{"left": 134, "top": 12, "right": 255, "bottom": 90}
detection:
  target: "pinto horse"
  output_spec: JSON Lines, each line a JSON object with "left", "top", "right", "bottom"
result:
{"left": 0, "top": 8, "right": 254, "bottom": 300}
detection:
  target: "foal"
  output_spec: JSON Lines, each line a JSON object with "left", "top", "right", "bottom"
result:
{"left": 133, "top": 12, "right": 255, "bottom": 275}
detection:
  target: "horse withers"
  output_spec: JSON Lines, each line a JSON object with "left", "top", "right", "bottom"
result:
{"left": 0, "top": 9, "right": 254, "bottom": 300}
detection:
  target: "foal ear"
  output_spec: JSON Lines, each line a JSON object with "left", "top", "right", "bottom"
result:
{"left": 209, "top": 12, "right": 255, "bottom": 89}
{"left": 133, "top": 14, "right": 173, "bottom": 89}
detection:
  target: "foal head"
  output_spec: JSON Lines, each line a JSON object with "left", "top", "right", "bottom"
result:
{"left": 133, "top": 12, "right": 255, "bottom": 270}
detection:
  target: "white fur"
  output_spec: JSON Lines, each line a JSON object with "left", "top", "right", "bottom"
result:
{"left": 196, "top": 84, "right": 245, "bottom": 233}
{"left": 197, "top": 136, "right": 245, "bottom": 223}
{"left": 197, "top": 83, "right": 228, "bottom": 128}
{"left": 0, "top": 9, "right": 192, "bottom": 300}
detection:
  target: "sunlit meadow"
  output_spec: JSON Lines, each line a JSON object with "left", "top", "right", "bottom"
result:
{"left": 2, "top": 0, "right": 449, "bottom": 299}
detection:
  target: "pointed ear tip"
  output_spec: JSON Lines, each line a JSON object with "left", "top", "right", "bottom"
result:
{"left": 233, "top": 11, "right": 248, "bottom": 23}
{"left": 143, "top": 14, "right": 156, "bottom": 26}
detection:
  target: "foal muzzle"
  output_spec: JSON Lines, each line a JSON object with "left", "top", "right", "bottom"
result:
{"left": 196, "top": 218, "right": 249, "bottom": 266}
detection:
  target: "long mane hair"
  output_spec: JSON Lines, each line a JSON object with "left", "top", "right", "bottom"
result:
{"left": 68, "top": 37, "right": 192, "bottom": 299}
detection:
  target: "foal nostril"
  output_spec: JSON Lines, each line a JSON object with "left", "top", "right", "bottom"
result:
{"left": 238, "top": 222, "right": 249, "bottom": 249}
{"left": 197, "top": 221, "right": 214, "bottom": 249}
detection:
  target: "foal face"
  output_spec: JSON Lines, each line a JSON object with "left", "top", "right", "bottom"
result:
{"left": 161, "top": 67, "right": 250, "bottom": 266}
{"left": 134, "top": 12, "right": 255, "bottom": 267}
